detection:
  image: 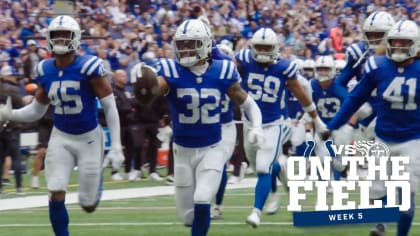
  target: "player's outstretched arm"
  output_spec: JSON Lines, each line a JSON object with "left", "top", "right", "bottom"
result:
{"left": 227, "top": 82, "right": 263, "bottom": 147}
{"left": 91, "top": 76, "right": 124, "bottom": 169}
{"left": 287, "top": 78, "right": 328, "bottom": 135}
{"left": 0, "top": 86, "right": 49, "bottom": 122}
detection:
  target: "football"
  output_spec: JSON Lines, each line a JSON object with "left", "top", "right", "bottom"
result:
{"left": 132, "top": 63, "right": 160, "bottom": 106}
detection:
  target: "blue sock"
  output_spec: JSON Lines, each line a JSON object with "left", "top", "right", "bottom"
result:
{"left": 397, "top": 191, "right": 415, "bottom": 236}
{"left": 192, "top": 203, "right": 211, "bottom": 236}
{"left": 254, "top": 173, "right": 271, "bottom": 210}
{"left": 332, "top": 167, "right": 341, "bottom": 181}
{"left": 49, "top": 200, "right": 69, "bottom": 236}
{"left": 215, "top": 165, "right": 227, "bottom": 205}
{"left": 271, "top": 162, "right": 281, "bottom": 193}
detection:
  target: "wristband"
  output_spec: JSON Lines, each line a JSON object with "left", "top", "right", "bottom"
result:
{"left": 302, "top": 103, "right": 316, "bottom": 113}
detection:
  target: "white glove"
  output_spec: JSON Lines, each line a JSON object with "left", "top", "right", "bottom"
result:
{"left": 313, "top": 116, "right": 330, "bottom": 140}
{"left": 247, "top": 127, "right": 264, "bottom": 149}
{"left": 0, "top": 96, "right": 12, "bottom": 121}
{"left": 333, "top": 124, "right": 354, "bottom": 146}
{"left": 103, "top": 146, "right": 125, "bottom": 170}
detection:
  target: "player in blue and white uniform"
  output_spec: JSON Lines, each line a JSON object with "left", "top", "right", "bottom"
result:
{"left": 311, "top": 56, "right": 353, "bottom": 183}
{"left": 133, "top": 19, "right": 263, "bottom": 236}
{"left": 234, "top": 27, "right": 327, "bottom": 227}
{"left": 335, "top": 11, "right": 395, "bottom": 135}
{"left": 209, "top": 43, "right": 238, "bottom": 219}
{"left": 0, "top": 16, "right": 124, "bottom": 236}
{"left": 265, "top": 60, "right": 314, "bottom": 215}
{"left": 325, "top": 20, "right": 420, "bottom": 236}
{"left": 333, "top": 12, "right": 395, "bottom": 236}
{"left": 301, "top": 59, "right": 316, "bottom": 81}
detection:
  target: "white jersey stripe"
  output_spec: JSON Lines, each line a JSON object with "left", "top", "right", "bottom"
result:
{"left": 245, "top": 50, "right": 250, "bottom": 63}
{"left": 81, "top": 56, "right": 98, "bottom": 74}
{"left": 220, "top": 60, "right": 228, "bottom": 79}
{"left": 368, "top": 56, "right": 377, "bottom": 70}
{"left": 160, "top": 59, "right": 171, "bottom": 77}
{"left": 87, "top": 58, "right": 102, "bottom": 76}
{"left": 283, "top": 61, "right": 295, "bottom": 75}
{"left": 36, "top": 60, "right": 45, "bottom": 77}
{"left": 352, "top": 44, "right": 363, "bottom": 58}
{"left": 226, "top": 61, "right": 234, "bottom": 79}
{"left": 167, "top": 59, "right": 179, "bottom": 78}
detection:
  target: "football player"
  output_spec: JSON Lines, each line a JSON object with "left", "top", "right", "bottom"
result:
{"left": 234, "top": 27, "right": 327, "bottom": 227}
{"left": 311, "top": 56, "right": 352, "bottom": 182}
{"left": 300, "top": 59, "right": 316, "bottom": 80}
{"left": 0, "top": 15, "right": 124, "bottom": 236}
{"left": 324, "top": 20, "right": 420, "bottom": 236}
{"left": 132, "top": 19, "right": 263, "bottom": 236}
{"left": 265, "top": 60, "right": 314, "bottom": 215}
{"left": 210, "top": 43, "right": 237, "bottom": 220}
{"left": 333, "top": 11, "right": 395, "bottom": 235}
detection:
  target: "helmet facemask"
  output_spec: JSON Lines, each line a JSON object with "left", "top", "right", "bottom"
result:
{"left": 47, "top": 30, "right": 80, "bottom": 55}
{"left": 251, "top": 43, "right": 277, "bottom": 63}
{"left": 173, "top": 39, "right": 209, "bottom": 67}
{"left": 364, "top": 31, "right": 387, "bottom": 49}
{"left": 316, "top": 67, "right": 335, "bottom": 82}
{"left": 386, "top": 38, "right": 417, "bottom": 62}
{"left": 302, "top": 68, "right": 315, "bottom": 78}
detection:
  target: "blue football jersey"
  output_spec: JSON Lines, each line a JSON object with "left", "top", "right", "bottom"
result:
{"left": 212, "top": 46, "right": 234, "bottom": 124}
{"left": 311, "top": 79, "right": 348, "bottom": 124}
{"left": 235, "top": 48, "right": 296, "bottom": 124}
{"left": 328, "top": 56, "right": 420, "bottom": 143}
{"left": 34, "top": 55, "right": 107, "bottom": 134}
{"left": 336, "top": 41, "right": 378, "bottom": 126}
{"left": 287, "top": 92, "right": 300, "bottom": 119}
{"left": 157, "top": 58, "right": 238, "bottom": 147}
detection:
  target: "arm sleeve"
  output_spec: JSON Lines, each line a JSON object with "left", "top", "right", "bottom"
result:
{"left": 327, "top": 72, "right": 376, "bottom": 130}
{"left": 240, "top": 95, "right": 262, "bottom": 128}
{"left": 100, "top": 94, "right": 122, "bottom": 149}
{"left": 11, "top": 99, "right": 49, "bottom": 122}
{"left": 335, "top": 63, "right": 355, "bottom": 89}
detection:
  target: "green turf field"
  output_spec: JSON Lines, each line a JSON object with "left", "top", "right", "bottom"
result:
{"left": 0, "top": 167, "right": 416, "bottom": 235}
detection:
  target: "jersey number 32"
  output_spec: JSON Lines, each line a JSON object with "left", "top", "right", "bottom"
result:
{"left": 177, "top": 88, "right": 221, "bottom": 124}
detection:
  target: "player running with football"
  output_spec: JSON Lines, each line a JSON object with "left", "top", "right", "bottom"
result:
{"left": 132, "top": 19, "right": 263, "bottom": 236}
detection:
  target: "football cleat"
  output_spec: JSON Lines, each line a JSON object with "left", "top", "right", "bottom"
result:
{"left": 265, "top": 192, "right": 280, "bottom": 215}
{"left": 211, "top": 206, "right": 223, "bottom": 219}
{"left": 246, "top": 209, "right": 261, "bottom": 228}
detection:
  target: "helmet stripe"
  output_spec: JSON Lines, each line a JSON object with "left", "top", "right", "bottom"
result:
{"left": 183, "top": 20, "right": 190, "bottom": 34}
{"left": 370, "top": 11, "right": 379, "bottom": 26}
{"left": 59, "top": 16, "right": 64, "bottom": 26}
{"left": 262, "top": 28, "right": 266, "bottom": 40}
{"left": 397, "top": 20, "right": 404, "bottom": 32}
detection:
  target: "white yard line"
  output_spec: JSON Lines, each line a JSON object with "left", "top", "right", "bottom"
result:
{"left": 0, "top": 178, "right": 257, "bottom": 211}
{"left": 0, "top": 222, "right": 293, "bottom": 227}
{"left": 3, "top": 222, "right": 420, "bottom": 227}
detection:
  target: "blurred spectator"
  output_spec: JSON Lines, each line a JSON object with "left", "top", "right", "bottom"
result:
{"left": 0, "top": 65, "right": 24, "bottom": 194}
{"left": 22, "top": 40, "right": 40, "bottom": 83}
{"left": 111, "top": 69, "right": 134, "bottom": 181}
